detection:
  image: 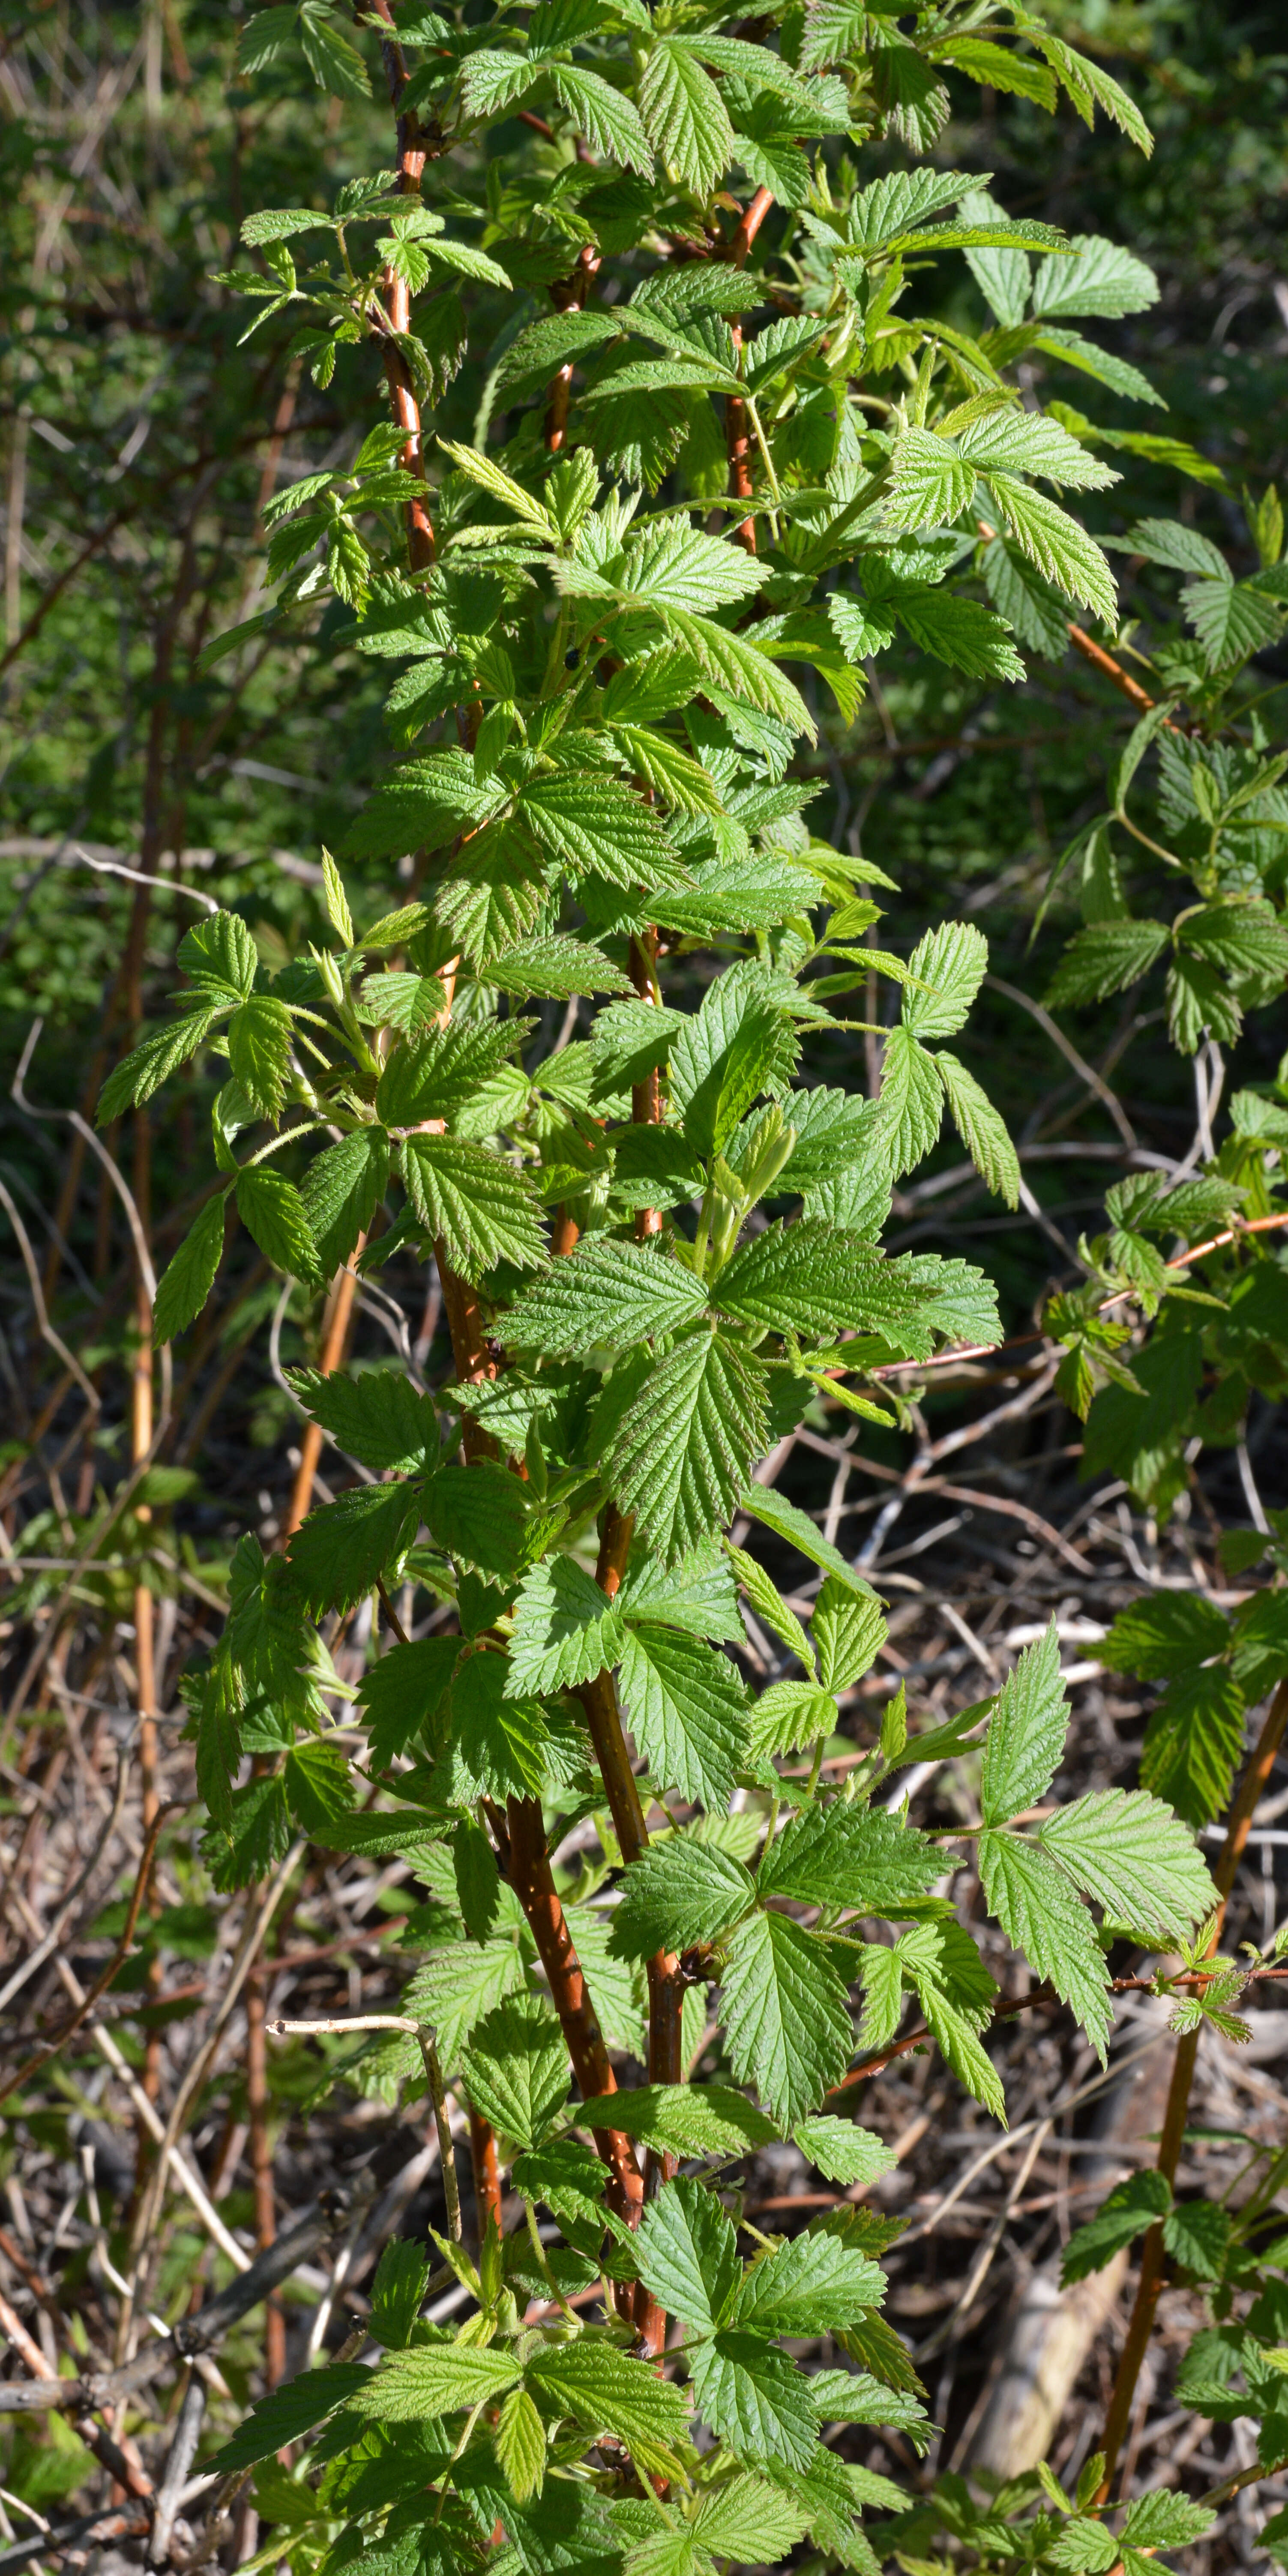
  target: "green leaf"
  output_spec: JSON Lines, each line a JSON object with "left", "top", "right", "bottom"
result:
{"left": 640, "top": 39, "right": 733, "bottom": 194}
{"left": 227, "top": 995, "right": 293, "bottom": 1121}
{"left": 886, "top": 426, "right": 976, "bottom": 532}
{"left": 402, "top": 1942, "right": 526, "bottom": 2072}
{"left": 1046, "top": 917, "right": 1171, "bottom": 1006}
{"left": 714, "top": 1220, "right": 920, "bottom": 1341}
{"left": 203, "top": 2364, "right": 369, "bottom": 2472}
{"left": 445, "top": 1655, "right": 548, "bottom": 1803}
{"left": 981, "top": 526, "right": 1076, "bottom": 655}
{"left": 759, "top": 1804, "right": 942, "bottom": 1913}
{"left": 748, "top": 1679, "right": 839, "bottom": 1760}
{"left": 617, "top": 523, "right": 764, "bottom": 617}
{"left": 300, "top": 1128, "right": 389, "bottom": 1276}
{"left": 893, "top": 585, "right": 1026, "bottom": 682}
{"left": 153, "top": 1194, "right": 228, "bottom": 1344}
{"left": 369, "top": 2239, "right": 432, "bottom": 2351}
{"left": 739, "top": 1483, "right": 873, "bottom": 1592}
{"left": 459, "top": 1992, "right": 568, "bottom": 2151}
{"left": 603, "top": 1328, "right": 769, "bottom": 1568}
{"left": 482, "top": 935, "right": 634, "bottom": 998}
{"left": 936, "top": 1052, "right": 1021, "bottom": 1207}
{"left": 401, "top": 1135, "right": 546, "bottom": 1278}
{"left": 691, "top": 2476, "right": 808, "bottom": 2564}
{"left": 298, "top": 1, "right": 371, "bottom": 100}
{"left": 876, "top": 1027, "right": 943, "bottom": 1174}
{"left": 320, "top": 846, "right": 354, "bottom": 945}
{"left": 612, "top": 1835, "right": 755, "bottom": 1958}
{"left": 958, "top": 184, "right": 1033, "bottom": 328}
{"left": 355, "top": 2343, "right": 521, "bottom": 2421}
{"left": 956, "top": 406, "right": 1117, "bottom": 491}
{"left": 794, "top": 2117, "right": 895, "bottom": 2187}
{"left": 508, "top": 1554, "right": 625, "bottom": 1696}
{"left": 1141, "top": 1666, "right": 1246, "bottom": 1832}
{"left": 1121, "top": 2494, "right": 1215, "bottom": 2548}
{"left": 1060, "top": 2170, "right": 1171, "bottom": 2286}
{"left": 1038, "top": 1789, "right": 1216, "bottom": 1943}
{"left": 980, "top": 1618, "right": 1068, "bottom": 1824}
{"left": 689, "top": 2333, "right": 819, "bottom": 2473}
{"left": 979, "top": 1829, "right": 1111, "bottom": 2060}
{"left": 1033, "top": 327, "right": 1163, "bottom": 407}
{"left": 506, "top": 1238, "right": 708, "bottom": 1354}
{"left": 897, "top": 1918, "right": 1003, "bottom": 2119}
{"left": 872, "top": 40, "right": 950, "bottom": 155}
{"left": 734, "top": 2232, "right": 884, "bottom": 2336}
{"left": 436, "top": 438, "right": 556, "bottom": 541}
{"left": 376, "top": 1020, "right": 520, "bottom": 1128}
{"left": 285, "top": 1738, "right": 354, "bottom": 1832}
{"left": 720, "top": 1910, "right": 854, "bottom": 2125}
{"left": 1162, "top": 2200, "right": 1231, "bottom": 2285}
{"left": 177, "top": 909, "right": 258, "bottom": 1002}
{"left": 635, "top": 2174, "right": 740, "bottom": 2333}
{"left": 726, "top": 1543, "right": 816, "bottom": 1676}
{"left": 525, "top": 2339, "right": 689, "bottom": 2477}
{"left": 454, "top": 1813, "right": 500, "bottom": 1942}
{"left": 663, "top": 607, "right": 816, "bottom": 740}
{"left": 557, "top": 1909, "right": 647, "bottom": 2056}
{"left": 1030, "top": 233, "right": 1159, "bottom": 321}
{"left": 986, "top": 470, "right": 1119, "bottom": 626}
{"left": 575, "top": 2082, "right": 778, "bottom": 2158}
{"left": 493, "top": 2385, "right": 548, "bottom": 2505}
{"left": 673, "top": 1003, "right": 791, "bottom": 1163}
{"left": 237, "top": 6, "right": 300, "bottom": 77}
{"left": 286, "top": 1366, "right": 437, "bottom": 1474}
{"left": 1184, "top": 577, "right": 1284, "bottom": 669}
{"left": 618, "top": 1545, "right": 743, "bottom": 1644}
{"left": 235, "top": 1166, "right": 321, "bottom": 1282}
{"left": 901, "top": 920, "right": 988, "bottom": 1040}
{"left": 520, "top": 773, "right": 678, "bottom": 891}
{"left": 98, "top": 1007, "right": 225, "bottom": 1125}
{"left": 357, "top": 1636, "right": 459, "bottom": 1767}
{"left": 288, "top": 1482, "right": 422, "bottom": 1616}
{"left": 929, "top": 34, "right": 1056, "bottom": 105}
{"left": 423, "top": 1461, "right": 530, "bottom": 1580}
{"left": 618, "top": 1625, "right": 749, "bottom": 1811}
{"left": 1038, "top": 37, "right": 1153, "bottom": 152}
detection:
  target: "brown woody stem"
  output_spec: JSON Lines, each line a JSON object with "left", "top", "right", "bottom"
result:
{"left": 545, "top": 245, "right": 600, "bottom": 454}
{"left": 360, "top": 0, "right": 436, "bottom": 569}
{"left": 503, "top": 1796, "right": 644, "bottom": 2232}
{"left": 580, "top": 1505, "right": 682, "bottom": 2352}
{"left": 468, "top": 2103, "right": 503, "bottom": 2244}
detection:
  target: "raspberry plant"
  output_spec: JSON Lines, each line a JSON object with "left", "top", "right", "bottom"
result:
{"left": 90, "top": 0, "right": 1288, "bottom": 2569}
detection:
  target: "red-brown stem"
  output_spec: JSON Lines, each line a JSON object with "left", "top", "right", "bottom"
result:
{"left": 581, "top": 1507, "right": 682, "bottom": 2352}
{"left": 433, "top": 1246, "right": 501, "bottom": 1461}
{"left": 726, "top": 346, "right": 756, "bottom": 558}
{"left": 284, "top": 1248, "right": 364, "bottom": 1540}
{"left": 722, "top": 184, "right": 773, "bottom": 555}
{"left": 545, "top": 244, "right": 600, "bottom": 453}
{"left": 1067, "top": 621, "right": 1160, "bottom": 715}
{"left": 503, "top": 1796, "right": 643, "bottom": 2240}
{"left": 468, "top": 2101, "right": 503, "bottom": 2244}
{"left": 550, "top": 1207, "right": 581, "bottom": 1257}
{"left": 246, "top": 1967, "right": 286, "bottom": 2388}
{"left": 731, "top": 183, "right": 774, "bottom": 265}
{"left": 1094, "top": 1675, "right": 1288, "bottom": 2502}
{"left": 976, "top": 519, "right": 1170, "bottom": 726}
{"left": 360, "top": 0, "right": 436, "bottom": 571}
